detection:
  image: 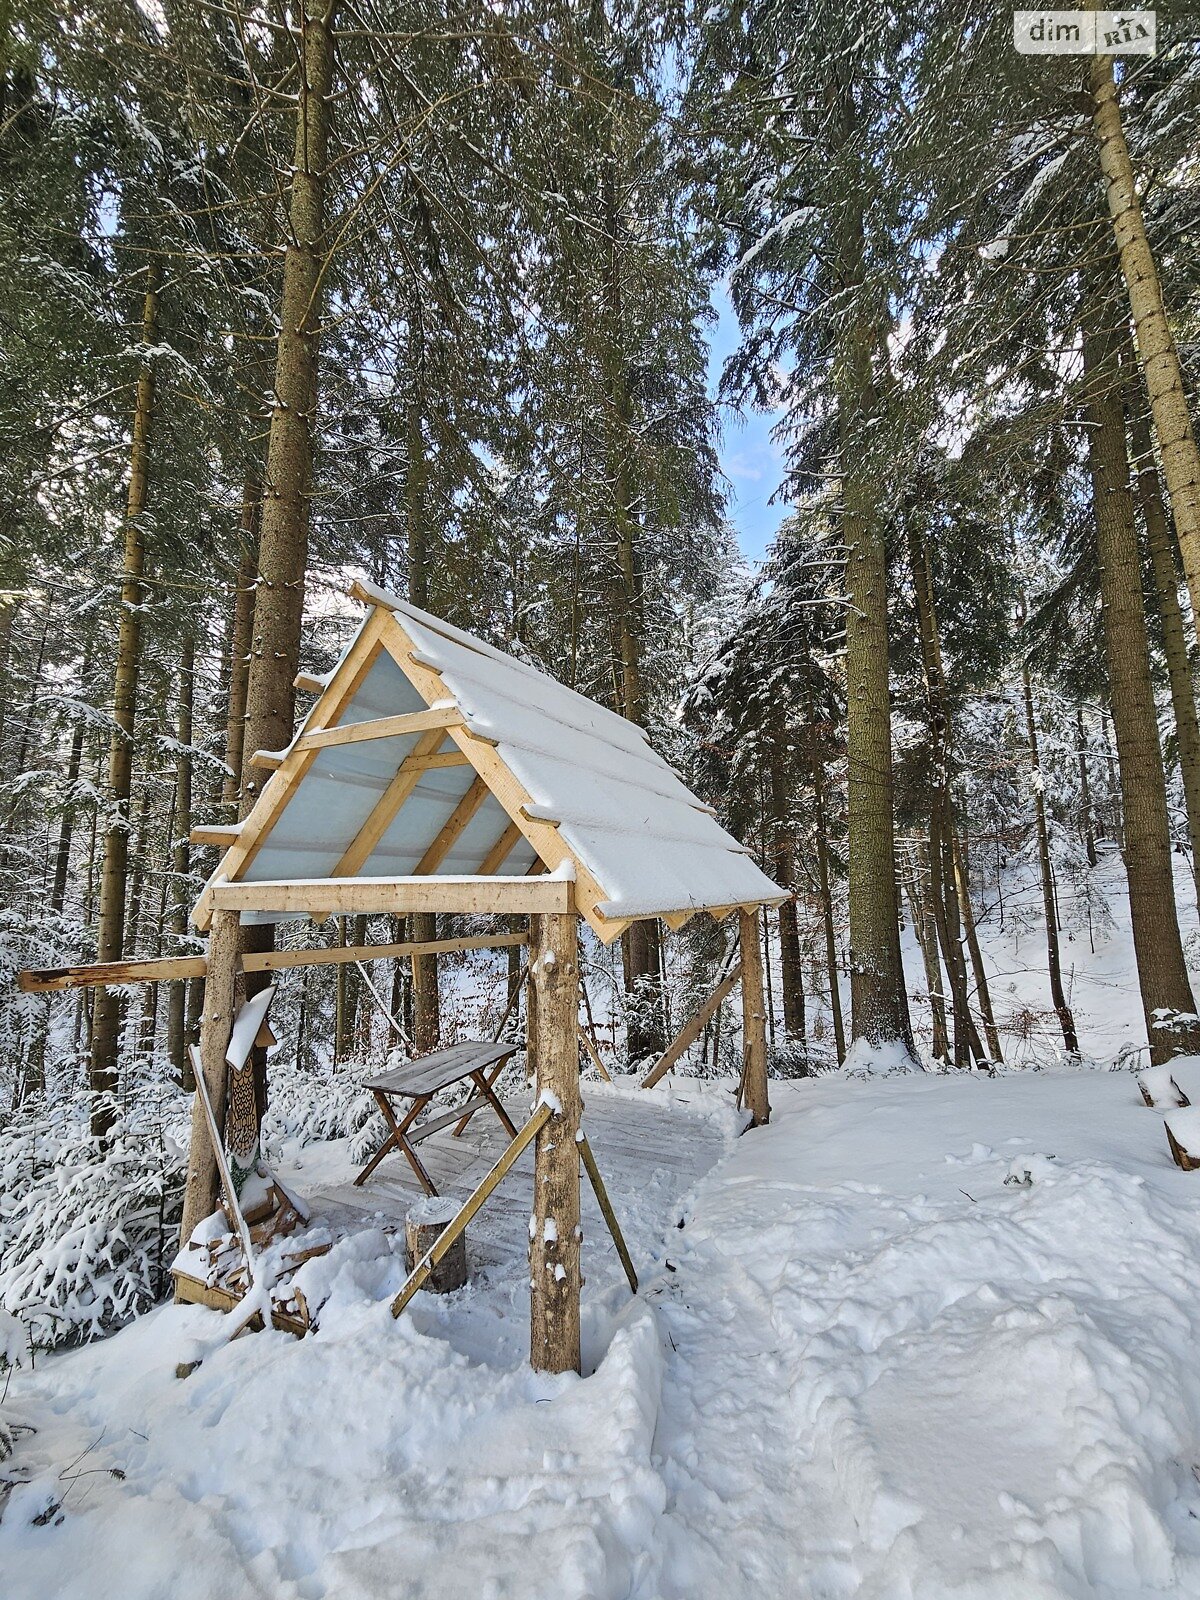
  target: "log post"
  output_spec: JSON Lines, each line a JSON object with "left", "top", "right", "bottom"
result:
{"left": 739, "top": 907, "right": 770, "bottom": 1126}
{"left": 177, "top": 909, "right": 243, "bottom": 1258}
{"left": 529, "top": 908, "right": 582, "bottom": 1374}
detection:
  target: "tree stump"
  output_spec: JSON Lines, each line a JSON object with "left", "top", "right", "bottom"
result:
{"left": 404, "top": 1197, "right": 467, "bottom": 1292}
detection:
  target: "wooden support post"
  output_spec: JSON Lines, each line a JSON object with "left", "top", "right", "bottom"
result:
{"left": 640, "top": 962, "right": 744, "bottom": 1090}
{"left": 739, "top": 907, "right": 770, "bottom": 1127}
{"left": 529, "top": 908, "right": 582, "bottom": 1374}
{"left": 177, "top": 909, "right": 243, "bottom": 1258}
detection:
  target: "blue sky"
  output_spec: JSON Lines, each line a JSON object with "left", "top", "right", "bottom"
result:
{"left": 706, "top": 285, "right": 787, "bottom": 567}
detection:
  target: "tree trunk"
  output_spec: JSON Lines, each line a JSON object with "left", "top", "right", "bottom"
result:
{"left": 235, "top": 0, "right": 336, "bottom": 1132}
{"left": 221, "top": 508, "right": 258, "bottom": 810}
{"left": 167, "top": 633, "right": 194, "bottom": 1081}
{"left": 241, "top": 0, "right": 336, "bottom": 812}
{"left": 49, "top": 639, "right": 92, "bottom": 915}
{"left": 177, "top": 908, "right": 243, "bottom": 1251}
{"left": 1075, "top": 706, "right": 1099, "bottom": 868}
{"left": 952, "top": 831, "right": 1002, "bottom": 1062}
{"left": 405, "top": 398, "right": 440, "bottom": 1049}
{"left": 844, "top": 455, "right": 908, "bottom": 1053}
{"left": 1022, "top": 664, "right": 1080, "bottom": 1054}
{"left": 529, "top": 910, "right": 582, "bottom": 1374}
{"left": 90, "top": 260, "right": 160, "bottom": 1138}
{"left": 1089, "top": 49, "right": 1200, "bottom": 626}
{"left": 769, "top": 738, "right": 804, "bottom": 1037}
{"left": 905, "top": 845, "right": 949, "bottom": 1061}
{"left": 739, "top": 908, "right": 770, "bottom": 1125}
{"left": 807, "top": 697, "right": 846, "bottom": 1063}
{"left": 1083, "top": 295, "right": 1200, "bottom": 1061}
{"left": 1127, "top": 392, "right": 1200, "bottom": 906}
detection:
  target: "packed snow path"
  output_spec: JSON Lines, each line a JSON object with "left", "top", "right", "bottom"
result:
{"left": 7, "top": 1069, "right": 1200, "bottom": 1598}
{"left": 641, "top": 1070, "right": 1200, "bottom": 1599}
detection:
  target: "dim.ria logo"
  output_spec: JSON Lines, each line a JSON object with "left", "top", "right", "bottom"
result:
{"left": 1012, "top": 10, "right": 1157, "bottom": 54}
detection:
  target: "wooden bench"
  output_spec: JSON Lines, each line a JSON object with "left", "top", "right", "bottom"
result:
{"left": 353, "top": 1040, "right": 522, "bottom": 1195}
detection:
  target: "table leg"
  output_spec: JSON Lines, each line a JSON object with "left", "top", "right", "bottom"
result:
{"left": 470, "top": 1067, "right": 519, "bottom": 1140}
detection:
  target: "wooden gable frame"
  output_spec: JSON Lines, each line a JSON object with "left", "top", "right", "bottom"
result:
{"left": 191, "top": 585, "right": 784, "bottom": 942}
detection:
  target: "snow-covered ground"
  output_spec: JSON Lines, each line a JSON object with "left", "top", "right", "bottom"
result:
{"left": 5, "top": 1063, "right": 1200, "bottom": 1598}
{"left": 6, "top": 844, "right": 1200, "bottom": 1596}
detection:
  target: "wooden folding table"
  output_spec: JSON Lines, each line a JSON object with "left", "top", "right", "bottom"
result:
{"left": 353, "top": 1040, "right": 522, "bottom": 1195}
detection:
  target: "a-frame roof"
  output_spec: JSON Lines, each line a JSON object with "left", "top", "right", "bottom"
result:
{"left": 193, "top": 583, "right": 784, "bottom": 943}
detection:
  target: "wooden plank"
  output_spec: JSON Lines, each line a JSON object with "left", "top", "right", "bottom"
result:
{"left": 295, "top": 706, "right": 463, "bottom": 752}
{"left": 641, "top": 962, "right": 744, "bottom": 1090}
{"left": 248, "top": 931, "right": 527, "bottom": 971}
{"left": 391, "top": 1103, "right": 553, "bottom": 1318}
{"left": 415, "top": 776, "right": 489, "bottom": 874}
{"left": 190, "top": 825, "right": 241, "bottom": 848}
{"left": 409, "top": 750, "right": 470, "bottom": 771}
{"left": 20, "top": 954, "right": 208, "bottom": 992}
{"left": 578, "top": 1135, "right": 637, "bottom": 1294}
{"left": 170, "top": 1270, "right": 308, "bottom": 1338}
{"left": 578, "top": 1025, "right": 613, "bottom": 1084}
{"left": 192, "top": 609, "right": 391, "bottom": 930}
{"left": 366, "top": 1041, "right": 519, "bottom": 1096}
{"left": 333, "top": 727, "right": 447, "bottom": 877}
{"left": 407, "top": 1096, "right": 490, "bottom": 1144}
{"left": 478, "top": 820, "right": 522, "bottom": 874}
{"left": 17, "top": 932, "right": 528, "bottom": 993}
{"left": 210, "top": 875, "right": 572, "bottom": 918}
{"left": 293, "top": 671, "right": 327, "bottom": 694}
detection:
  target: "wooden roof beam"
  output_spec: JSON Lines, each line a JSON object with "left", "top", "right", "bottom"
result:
{"left": 211, "top": 875, "right": 573, "bottom": 918}
{"left": 477, "top": 820, "right": 522, "bottom": 875}
{"left": 295, "top": 706, "right": 463, "bottom": 752}
{"left": 414, "top": 776, "right": 489, "bottom": 875}
{"left": 332, "top": 727, "right": 448, "bottom": 878}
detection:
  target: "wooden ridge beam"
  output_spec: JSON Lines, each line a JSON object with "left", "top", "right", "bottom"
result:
{"left": 211, "top": 875, "right": 572, "bottom": 918}
{"left": 640, "top": 962, "right": 744, "bottom": 1090}
{"left": 17, "top": 932, "right": 529, "bottom": 992}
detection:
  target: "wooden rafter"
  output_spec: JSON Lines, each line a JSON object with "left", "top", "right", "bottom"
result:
{"left": 371, "top": 609, "right": 623, "bottom": 945}
{"left": 478, "top": 820, "right": 522, "bottom": 875}
{"left": 190, "top": 825, "right": 240, "bottom": 848}
{"left": 332, "top": 727, "right": 447, "bottom": 877}
{"left": 414, "top": 776, "right": 489, "bottom": 875}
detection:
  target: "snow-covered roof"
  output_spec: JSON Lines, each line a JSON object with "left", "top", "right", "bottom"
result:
{"left": 193, "top": 584, "right": 783, "bottom": 941}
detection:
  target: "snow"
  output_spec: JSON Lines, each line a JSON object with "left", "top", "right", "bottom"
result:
{"left": 357, "top": 588, "right": 784, "bottom": 917}
{"left": 224, "top": 985, "right": 276, "bottom": 1072}
{"left": 1167, "top": 1057, "right": 1200, "bottom": 1105}
{"left": 7, "top": 1069, "right": 1200, "bottom": 1596}
{"left": 1138, "top": 1062, "right": 1184, "bottom": 1107}
{"left": 407, "top": 1195, "right": 458, "bottom": 1227}
{"left": 843, "top": 1035, "right": 920, "bottom": 1076}
{"left": 1163, "top": 1105, "right": 1200, "bottom": 1155}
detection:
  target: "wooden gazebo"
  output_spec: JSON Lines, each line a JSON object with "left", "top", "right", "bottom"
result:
{"left": 22, "top": 583, "right": 785, "bottom": 1371}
